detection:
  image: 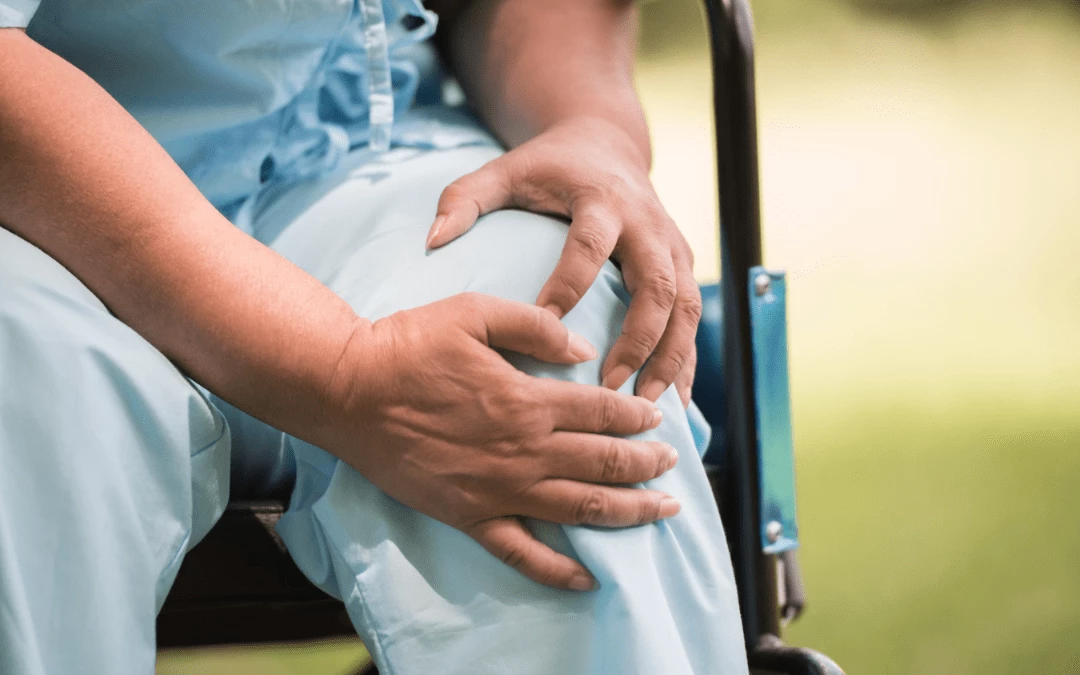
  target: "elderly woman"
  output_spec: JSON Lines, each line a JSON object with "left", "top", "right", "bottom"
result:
{"left": 0, "top": 0, "right": 747, "bottom": 672}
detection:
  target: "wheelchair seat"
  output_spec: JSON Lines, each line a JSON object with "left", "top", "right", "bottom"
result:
{"left": 157, "top": 2, "right": 845, "bottom": 673}
{"left": 157, "top": 501, "right": 353, "bottom": 649}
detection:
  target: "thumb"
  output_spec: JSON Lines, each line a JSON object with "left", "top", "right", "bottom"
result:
{"left": 462, "top": 294, "right": 598, "bottom": 365}
{"left": 427, "top": 159, "right": 514, "bottom": 250}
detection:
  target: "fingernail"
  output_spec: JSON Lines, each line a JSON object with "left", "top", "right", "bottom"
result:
{"left": 650, "top": 407, "right": 664, "bottom": 429}
{"left": 639, "top": 378, "right": 668, "bottom": 402}
{"left": 568, "top": 574, "right": 598, "bottom": 592}
{"left": 601, "top": 364, "right": 633, "bottom": 391}
{"left": 567, "top": 331, "right": 598, "bottom": 362}
{"left": 665, "top": 445, "right": 679, "bottom": 471}
{"left": 542, "top": 303, "right": 564, "bottom": 318}
{"left": 658, "top": 496, "right": 682, "bottom": 519}
{"left": 426, "top": 215, "right": 446, "bottom": 250}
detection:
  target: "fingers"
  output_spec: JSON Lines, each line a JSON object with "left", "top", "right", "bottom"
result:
{"left": 464, "top": 294, "right": 598, "bottom": 364}
{"left": 538, "top": 378, "right": 662, "bottom": 435}
{"left": 427, "top": 160, "right": 514, "bottom": 250}
{"left": 540, "top": 432, "right": 678, "bottom": 484}
{"left": 635, "top": 266, "right": 703, "bottom": 402}
{"left": 675, "top": 342, "right": 697, "bottom": 408}
{"left": 465, "top": 517, "right": 596, "bottom": 591}
{"left": 600, "top": 245, "right": 678, "bottom": 391}
{"left": 523, "top": 480, "right": 681, "bottom": 528}
{"left": 535, "top": 203, "right": 619, "bottom": 319}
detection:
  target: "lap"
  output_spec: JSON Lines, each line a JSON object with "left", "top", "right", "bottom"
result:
{"left": 229, "top": 145, "right": 631, "bottom": 492}
{"left": 247, "top": 147, "right": 746, "bottom": 674}
{"left": 0, "top": 146, "right": 743, "bottom": 673}
{"left": 0, "top": 227, "right": 228, "bottom": 535}
{"left": 0, "top": 226, "right": 229, "bottom": 673}
{"left": 256, "top": 145, "right": 593, "bottom": 319}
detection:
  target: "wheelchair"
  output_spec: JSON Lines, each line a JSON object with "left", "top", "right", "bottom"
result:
{"left": 157, "top": 1, "right": 845, "bottom": 672}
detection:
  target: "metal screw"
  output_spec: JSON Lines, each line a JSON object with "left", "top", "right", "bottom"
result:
{"left": 766, "top": 520, "right": 783, "bottom": 543}
{"left": 754, "top": 273, "right": 772, "bottom": 297}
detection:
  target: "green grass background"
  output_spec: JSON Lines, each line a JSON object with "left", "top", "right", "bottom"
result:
{"left": 159, "top": 1, "right": 1080, "bottom": 672}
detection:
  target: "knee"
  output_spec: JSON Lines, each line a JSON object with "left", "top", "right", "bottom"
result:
{"left": 442, "top": 210, "right": 630, "bottom": 388}
{"left": 438, "top": 208, "right": 628, "bottom": 315}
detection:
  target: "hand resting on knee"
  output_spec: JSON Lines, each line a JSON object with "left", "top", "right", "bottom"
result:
{"left": 312, "top": 292, "right": 681, "bottom": 592}
{"left": 0, "top": 22, "right": 684, "bottom": 596}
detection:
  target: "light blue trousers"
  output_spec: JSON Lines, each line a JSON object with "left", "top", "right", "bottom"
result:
{"left": 0, "top": 146, "right": 748, "bottom": 674}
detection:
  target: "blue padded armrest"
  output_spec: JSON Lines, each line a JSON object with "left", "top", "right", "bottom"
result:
{"left": 694, "top": 277, "right": 799, "bottom": 555}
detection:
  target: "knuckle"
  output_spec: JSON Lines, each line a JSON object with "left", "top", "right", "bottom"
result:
{"left": 534, "top": 399, "right": 559, "bottom": 435}
{"left": 654, "top": 444, "right": 670, "bottom": 476}
{"left": 663, "top": 221, "right": 692, "bottom": 254}
{"left": 593, "top": 392, "right": 619, "bottom": 430}
{"left": 526, "top": 305, "right": 549, "bottom": 340}
{"left": 620, "top": 329, "right": 660, "bottom": 363}
{"left": 599, "top": 440, "right": 632, "bottom": 483}
{"left": 488, "top": 438, "right": 522, "bottom": 461}
{"left": 680, "top": 290, "right": 704, "bottom": 326}
{"left": 640, "top": 400, "right": 657, "bottom": 429}
{"left": 496, "top": 539, "right": 530, "bottom": 571}
{"left": 448, "top": 491, "right": 486, "bottom": 527}
{"left": 647, "top": 351, "right": 684, "bottom": 381}
{"left": 456, "top": 291, "right": 485, "bottom": 313}
{"left": 645, "top": 493, "right": 664, "bottom": 522}
{"left": 439, "top": 181, "right": 470, "bottom": 205}
{"left": 573, "top": 490, "right": 608, "bottom": 525}
{"left": 648, "top": 332, "right": 697, "bottom": 380}
{"left": 640, "top": 200, "right": 665, "bottom": 222}
{"left": 572, "top": 226, "right": 613, "bottom": 265}
{"left": 547, "top": 273, "right": 588, "bottom": 306}
{"left": 494, "top": 388, "right": 546, "bottom": 438}
{"left": 645, "top": 271, "right": 678, "bottom": 307}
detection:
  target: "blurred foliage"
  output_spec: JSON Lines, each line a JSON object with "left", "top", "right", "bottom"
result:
{"left": 845, "top": 0, "right": 1079, "bottom": 20}
{"left": 161, "top": 1, "right": 1080, "bottom": 673}
{"left": 639, "top": 0, "right": 1080, "bottom": 58}
{"left": 159, "top": 639, "right": 369, "bottom": 674}
{"left": 636, "top": 0, "right": 1080, "bottom": 673}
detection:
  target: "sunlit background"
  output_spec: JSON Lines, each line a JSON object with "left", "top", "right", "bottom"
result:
{"left": 159, "top": 0, "right": 1080, "bottom": 672}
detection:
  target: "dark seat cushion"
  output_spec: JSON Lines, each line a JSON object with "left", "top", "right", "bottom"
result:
{"left": 157, "top": 500, "right": 354, "bottom": 648}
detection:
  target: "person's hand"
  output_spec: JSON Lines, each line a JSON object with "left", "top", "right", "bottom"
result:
{"left": 318, "top": 293, "right": 680, "bottom": 591}
{"left": 426, "top": 117, "right": 701, "bottom": 406}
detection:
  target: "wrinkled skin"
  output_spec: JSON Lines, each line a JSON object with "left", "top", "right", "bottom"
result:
{"left": 0, "top": 1, "right": 701, "bottom": 594}
{"left": 318, "top": 293, "right": 681, "bottom": 591}
{"left": 427, "top": 117, "right": 702, "bottom": 407}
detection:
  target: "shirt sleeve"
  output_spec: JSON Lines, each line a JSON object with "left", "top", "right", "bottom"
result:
{"left": 0, "top": 0, "right": 40, "bottom": 28}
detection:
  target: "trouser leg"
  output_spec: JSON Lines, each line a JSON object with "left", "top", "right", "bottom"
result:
{"left": 0, "top": 228, "right": 230, "bottom": 674}
{"left": 246, "top": 146, "right": 747, "bottom": 675}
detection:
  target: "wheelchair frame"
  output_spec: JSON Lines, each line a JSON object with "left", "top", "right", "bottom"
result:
{"left": 703, "top": 1, "right": 842, "bottom": 671}
{"left": 157, "top": 1, "right": 846, "bottom": 672}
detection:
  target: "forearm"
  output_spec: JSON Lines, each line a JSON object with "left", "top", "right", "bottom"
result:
{"left": 0, "top": 29, "right": 366, "bottom": 441}
{"left": 437, "top": 0, "right": 651, "bottom": 168}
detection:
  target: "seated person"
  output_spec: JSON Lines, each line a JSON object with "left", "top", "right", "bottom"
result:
{"left": 0, "top": 0, "right": 748, "bottom": 672}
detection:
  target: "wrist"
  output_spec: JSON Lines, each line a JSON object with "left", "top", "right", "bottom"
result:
{"left": 315, "top": 315, "right": 377, "bottom": 434}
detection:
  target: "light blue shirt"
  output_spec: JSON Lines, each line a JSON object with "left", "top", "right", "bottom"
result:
{"left": 5, "top": 0, "right": 498, "bottom": 231}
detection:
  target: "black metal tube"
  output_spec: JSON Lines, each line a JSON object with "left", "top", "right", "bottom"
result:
{"left": 700, "top": 0, "right": 780, "bottom": 647}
